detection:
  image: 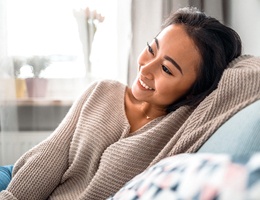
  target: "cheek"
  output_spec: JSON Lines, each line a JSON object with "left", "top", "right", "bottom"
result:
{"left": 157, "top": 79, "right": 194, "bottom": 105}
{"left": 173, "top": 80, "right": 196, "bottom": 100}
{"left": 131, "top": 77, "right": 142, "bottom": 99}
{"left": 155, "top": 82, "right": 179, "bottom": 105}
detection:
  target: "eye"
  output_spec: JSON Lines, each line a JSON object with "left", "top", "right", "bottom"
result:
{"left": 162, "top": 65, "right": 172, "bottom": 75}
{"left": 146, "top": 42, "right": 154, "bottom": 56}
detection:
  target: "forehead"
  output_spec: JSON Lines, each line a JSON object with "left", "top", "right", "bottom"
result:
{"left": 156, "top": 24, "right": 201, "bottom": 73}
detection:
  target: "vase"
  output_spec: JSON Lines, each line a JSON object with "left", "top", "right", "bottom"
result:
{"left": 25, "top": 78, "right": 48, "bottom": 98}
{"left": 15, "top": 78, "right": 27, "bottom": 98}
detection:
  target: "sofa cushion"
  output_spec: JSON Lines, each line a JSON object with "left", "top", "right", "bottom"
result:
{"left": 107, "top": 153, "right": 260, "bottom": 200}
{"left": 197, "top": 100, "right": 260, "bottom": 159}
{"left": 0, "top": 165, "right": 13, "bottom": 191}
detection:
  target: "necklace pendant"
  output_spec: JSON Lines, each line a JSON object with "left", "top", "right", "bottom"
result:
{"left": 146, "top": 116, "right": 150, "bottom": 120}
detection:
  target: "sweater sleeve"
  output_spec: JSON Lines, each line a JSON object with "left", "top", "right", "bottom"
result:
{"left": 0, "top": 81, "right": 99, "bottom": 200}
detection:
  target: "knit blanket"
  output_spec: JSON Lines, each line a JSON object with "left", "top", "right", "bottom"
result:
{"left": 151, "top": 55, "right": 260, "bottom": 165}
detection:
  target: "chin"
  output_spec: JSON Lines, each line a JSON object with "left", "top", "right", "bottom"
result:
{"left": 131, "top": 84, "right": 141, "bottom": 100}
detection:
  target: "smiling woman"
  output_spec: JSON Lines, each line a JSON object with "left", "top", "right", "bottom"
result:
{"left": 128, "top": 24, "right": 201, "bottom": 132}
{"left": 0, "top": 6, "right": 246, "bottom": 200}
{"left": 133, "top": 24, "right": 200, "bottom": 104}
{"left": 0, "top": 8, "right": 244, "bottom": 199}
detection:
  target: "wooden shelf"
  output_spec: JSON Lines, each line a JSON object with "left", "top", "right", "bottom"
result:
{"left": 1, "top": 98, "right": 74, "bottom": 106}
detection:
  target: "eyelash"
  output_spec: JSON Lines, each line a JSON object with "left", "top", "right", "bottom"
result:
{"left": 146, "top": 42, "right": 154, "bottom": 56}
{"left": 146, "top": 42, "right": 172, "bottom": 76}
{"left": 162, "top": 65, "right": 172, "bottom": 75}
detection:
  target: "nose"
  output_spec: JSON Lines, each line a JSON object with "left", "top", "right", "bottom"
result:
{"left": 139, "top": 61, "right": 158, "bottom": 80}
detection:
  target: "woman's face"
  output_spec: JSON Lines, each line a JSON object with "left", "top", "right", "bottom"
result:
{"left": 131, "top": 24, "right": 201, "bottom": 109}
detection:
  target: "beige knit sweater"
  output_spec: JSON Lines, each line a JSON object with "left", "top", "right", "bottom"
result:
{"left": 0, "top": 55, "right": 260, "bottom": 200}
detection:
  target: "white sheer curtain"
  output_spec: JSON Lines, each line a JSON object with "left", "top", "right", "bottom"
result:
{"left": 89, "top": 0, "right": 131, "bottom": 83}
{"left": 128, "top": 0, "right": 163, "bottom": 85}
{"left": 0, "top": 0, "right": 132, "bottom": 165}
{"left": 0, "top": 0, "right": 17, "bottom": 165}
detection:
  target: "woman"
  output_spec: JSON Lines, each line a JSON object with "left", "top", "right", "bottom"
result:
{"left": 0, "top": 7, "right": 241, "bottom": 200}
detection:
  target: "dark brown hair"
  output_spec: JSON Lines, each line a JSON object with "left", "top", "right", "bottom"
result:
{"left": 164, "top": 7, "right": 242, "bottom": 112}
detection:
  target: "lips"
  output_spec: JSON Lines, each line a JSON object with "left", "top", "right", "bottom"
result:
{"left": 139, "top": 79, "right": 154, "bottom": 90}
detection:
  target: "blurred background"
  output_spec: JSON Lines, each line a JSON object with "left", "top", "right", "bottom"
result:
{"left": 0, "top": 0, "right": 259, "bottom": 165}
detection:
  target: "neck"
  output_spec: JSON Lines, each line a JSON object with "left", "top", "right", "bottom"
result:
{"left": 140, "top": 102, "right": 166, "bottom": 120}
{"left": 126, "top": 87, "right": 166, "bottom": 120}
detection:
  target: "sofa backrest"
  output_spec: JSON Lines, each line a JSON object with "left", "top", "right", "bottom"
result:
{"left": 197, "top": 99, "right": 260, "bottom": 160}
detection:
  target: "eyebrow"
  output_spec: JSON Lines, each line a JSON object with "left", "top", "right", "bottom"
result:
{"left": 154, "top": 37, "right": 183, "bottom": 75}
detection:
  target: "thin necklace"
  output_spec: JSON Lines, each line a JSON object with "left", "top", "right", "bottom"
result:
{"left": 145, "top": 114, "right": 151, "bottom": 120}
{"left": 141, "top": 103, "right": 152, "bottom": 120}
{"left": 141, "top": 103, "right": 166, "bottom": 120}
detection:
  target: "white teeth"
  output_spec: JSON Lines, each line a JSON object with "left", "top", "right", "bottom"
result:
{"left": 139, "top": 79, "right": 154, "bottom": 90}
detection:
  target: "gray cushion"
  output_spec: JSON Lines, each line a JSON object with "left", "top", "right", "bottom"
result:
{"left": 198, "top": 100, "right": 260, "bottom": 159}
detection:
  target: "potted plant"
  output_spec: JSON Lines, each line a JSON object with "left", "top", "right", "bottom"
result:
{"left": 12, "top": 56, "right": 27, "bottom": 98}
{"left": 25, "top": 56, "right": 51, "bottom": 98}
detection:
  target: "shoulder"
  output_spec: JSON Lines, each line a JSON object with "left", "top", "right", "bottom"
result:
{"left": 71, "top": 79, "right": 126, "bottom": 108}
{"left": 95, "top": 79, "right": 127, "bottom": 89}
{"left": 87, "top": 79, "right": 125, "bottom": 89}
{"left": 81, "top": 79, "right": 127, "bottom": 101}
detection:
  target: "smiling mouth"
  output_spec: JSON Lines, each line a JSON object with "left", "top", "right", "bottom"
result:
{"left": 139, "top": 79, "right": 154, "bottom": 90}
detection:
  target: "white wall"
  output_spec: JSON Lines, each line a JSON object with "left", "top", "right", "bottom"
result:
{"left": 225, "top": 0, "right": 260, "bottom": 56}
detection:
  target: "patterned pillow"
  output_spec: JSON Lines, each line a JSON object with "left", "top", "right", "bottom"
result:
{"left": 107, "top": 153, "right": 260, "bottom": 200}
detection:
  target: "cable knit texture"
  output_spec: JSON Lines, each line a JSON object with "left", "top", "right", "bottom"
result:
{"left": 0, "top": 55, "right": 260, "bottom": 200}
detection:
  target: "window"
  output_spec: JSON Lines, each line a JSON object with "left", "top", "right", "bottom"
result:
{"left": 0, "top": 0, "right": 131, "bottom": 165}
{"left": 3, "top": 0, "right": 131, "bottom": 100}
{"left": 7, "top": 0, "right": 88, "bottom": 78}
